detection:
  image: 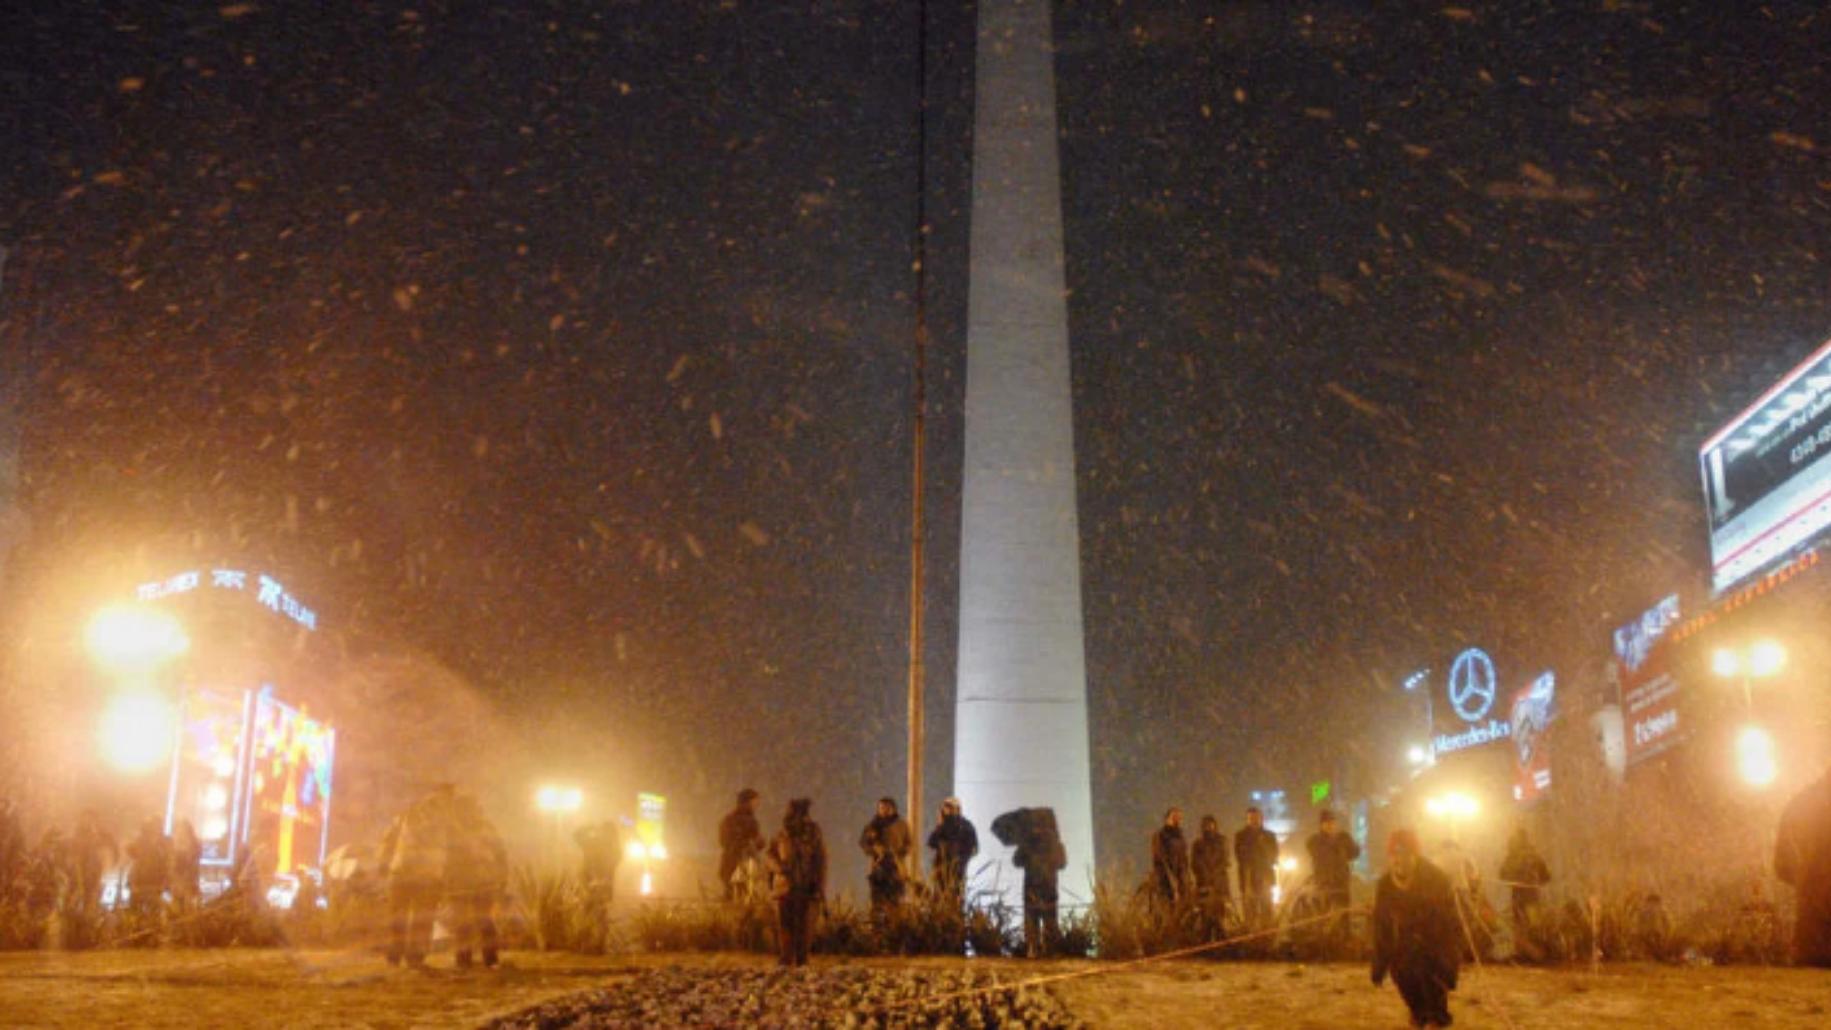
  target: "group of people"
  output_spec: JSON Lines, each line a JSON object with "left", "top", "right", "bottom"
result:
{"left": 375, "top": 784, "right": 508, "bottom": 969}
{"left": 717, "top": 790, "right": 1007, "bottom": 965}
{"left": 0, "top": 801, "right": 211, "bottom": 946}
{"left": 1149, "top": 805, "right": 1353, "bottom": 933}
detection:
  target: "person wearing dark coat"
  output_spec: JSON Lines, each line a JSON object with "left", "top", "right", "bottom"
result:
{"left": 767, "top": 798, "right": 827, "bottom": 967}
{"left": 124, "top": 817, "right": 171, "bottom": 918}
{"left": 1234, "top": 806, "right": 1280, "bottom": 929}
{"left": 926, "top": 797, "right": 979, "bottom": 904}
{"left": 169, "top": 820, "right": 203, "bottom": 907}
{"left": 1150, "top": 807, "right": 1191, "bottom": 905}
{"left": 69, "top": 809, "right": 117, "bottom": 920}
{"left": 1498, "top": 827, "right": 1551, "bottom": 928}
{"left": 858, "top": 797, "right": 915, "bottom": 913}
{"left": 717, "top": 788, "right": 765, "bottom": 901}
{"left": 1306, "top": 810, "right": 1361, "bottom": 923}
{"left": 993, "top": 807, "right": 1068, "bottom": 958}
{"left": 1190, "top": 815, "right": 1231, "bottom": 933}
{"left": 1372, "top": 828, "right": 1461, "bottom": 1030}
{"left": 1776, "top": 766, "right": 1831, "bottom": 967}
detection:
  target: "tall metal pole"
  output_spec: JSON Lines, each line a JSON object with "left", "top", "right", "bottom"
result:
{"left": 905, "top": 0, "right": 930, "bottom": 832}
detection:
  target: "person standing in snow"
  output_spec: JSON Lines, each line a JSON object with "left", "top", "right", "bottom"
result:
{"left": 1150, "top": 807, "right": 1191, "bottom": 906}
{"left": 927, "top": 797, "right": 979, "bottom": 906}
{"left": 1234, "top": 806, "right": 1279, "bottom": 929}
{"left": 858, "top": 797, "right": 914, "bottom": 914}
{"left": 717, "top": 788, "right": 765, "bottom": 901}
{"left": 768, "top": 798, "right": 826, "bottom": 967}
{"left": 1371, "top": 828, "right": 1461, "bottom": 1030}
{"left": 1776, "top": 765, "right": 1831, "bottom": 967}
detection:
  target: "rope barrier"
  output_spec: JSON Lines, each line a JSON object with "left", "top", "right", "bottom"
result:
{"left": 878, "top": 903, "right": 1369, "bottom": 1012}
{"left": 1451, "top": 885, "right": 1524, "bottom": 1030}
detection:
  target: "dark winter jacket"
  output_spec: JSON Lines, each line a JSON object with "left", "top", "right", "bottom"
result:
{"left": 1306, "top": 829, "right": 1361, "bottom": 894}
{"left": 1151, "top": 825, "right": 1191, "bottom": 901}
{"left": 574, "top": 822, "right": 623, "bottom": 888}
{"left": 1372, "top": 857, "right": 1462, "bottom": 989}
{"left": 717, "top": 806, "right": 765, "bottom": 885}
{"left": 126, "top": 826, "right": 171, "bottom": 896}
{"left": 1191, "top": 830, "right": 1230, "bottom": 896}
{"left": 1234, "top": 824, "right": 1280, "bottom": 895}
{"left": 927, "top": 814, "right": 979, "bottom": 885}
{"left": 1776, "top": 771, "right": 1831, "bottom": 967}
{"left": 996, "top": 808, "right": 1068, "bottom": 891}
{"left": 1499, "top": 839, "right": 1551, "bottom": 912}
{"left": 446, "top": 801, "right": 509, "bottom": 895}
{"left": 770, "top": 815, "right": 828, "bottom": 900}
{"left": 858, "top": 814, "right": 915, "bottom": 886}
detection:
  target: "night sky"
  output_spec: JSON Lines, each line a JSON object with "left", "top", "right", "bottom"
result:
{"left": 3, "top": 1, "right": 1829, "bottom": 871}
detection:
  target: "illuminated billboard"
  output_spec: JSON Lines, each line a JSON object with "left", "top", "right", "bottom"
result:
{"left": 1432, "top": 647, "right": 1512, "bottom": 756}
{"left": 242, "top": 694, "right": 336, "bottom": 876}
{"left": 1509, "top": 672, "right": 1556, "bottom": 804}
{"left": 165, "top": 689, "right": 255, "bottom": 865}
{"left": 1700, "top": 336, "right": 1831, "bottom": 593}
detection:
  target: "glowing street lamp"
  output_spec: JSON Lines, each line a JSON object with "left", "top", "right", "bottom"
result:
{"left": 1406, "top": 745, "right": 1430, "bottom": 767}
{"left": 535, "top": 785, "right": 583, "bottom": 814}
{"left": 99, "top": 692, "right": 177, "bottom": 773}
{"left": 86, "top": 605, "right": 189, "bottom": 674}
{"left": 1424, "top": 791, "right": 1480, "bottom": 821}
{"left": 1713, "top": 640, "right": 1787, "bottom": 710}
{"left": 1735, "top": 725, "right": 1779, "bottom": 789}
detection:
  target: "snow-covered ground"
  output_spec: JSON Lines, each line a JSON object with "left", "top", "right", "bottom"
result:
{"left": 0, "top": 949, "right": 1825, "bottom": 1028}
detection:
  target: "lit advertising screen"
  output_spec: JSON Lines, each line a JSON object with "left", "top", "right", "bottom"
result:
{"left": 1432, "top": 647, "right": 1511, "bottom": 756}
{"left": 1509, "top": 672, "right": 1556, "bottom": 804}
{"left": 165, "top": 689, "right": 252, "bottom": 865}
{"left": 1700, "top": 336, "right": 1831, "bottom": 592}
{"left": 241, "top": 694, "right": 336, "bottom": 876}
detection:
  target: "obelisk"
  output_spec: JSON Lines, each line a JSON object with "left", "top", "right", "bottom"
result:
{"left": 954, "top": 0, "right": 1095, "bottom": 905}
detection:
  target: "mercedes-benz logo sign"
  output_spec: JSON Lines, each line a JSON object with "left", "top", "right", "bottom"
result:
{"left": 1447, "top": 648, "right": 1497, "bottom": 723}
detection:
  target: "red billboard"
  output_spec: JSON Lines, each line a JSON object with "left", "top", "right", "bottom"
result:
{"left": 1509, "top": 672, "right": 1556, "bottom": 804}
{"left": 1614, "top": 598, "right": 1685, "bottom": 767}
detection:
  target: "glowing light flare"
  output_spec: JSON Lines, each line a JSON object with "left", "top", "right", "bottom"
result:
{"left": 1711, "top": 648, "right": 1740, "bottom": 678}
{"left": 100, "top": 692, "right": 177, "bottom": 773}
{"left": 1424, "top": 792, "right": 1480, "bottom": 820}
{"left": 1277, "top": 856, "right": 1298, "bottom": 873}
{"left": 1748, "top": 640, "right": 1787, "bottom": 678}
{"left": 649, "top": 841, "right": 669, "bottom": 862}
{"left": 86, "top": 606, "right": 189, "bottom": 671}
{"left": 535, "top": 784, "right": 583, "bottom": 814}
{"left": 1406, "top": 745, "right": 1428, "bottom": 766}
{"left": 639, "top": 870, "right": 654, "bottom": 896}
{"left": 1735, "top": 725, "right": 1779, "bottom": 788}
{"left": 626, "top": 840, "right": 648, "bottom": 862}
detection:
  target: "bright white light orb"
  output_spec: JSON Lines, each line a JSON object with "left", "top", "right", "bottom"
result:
{"left": 100, "top": 692, "right": 177, "bottom": 773}
{"left": 1748, "top": 640, "right": 1787, "bottom": 678}
{"left": 86, "top": 606, "right": 189, "bottom": 671}
{"left": 1736, "top": 725, "right": 1779, "bottom": 788}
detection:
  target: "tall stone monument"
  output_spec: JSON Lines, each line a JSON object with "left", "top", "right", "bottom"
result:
{"left": 953, "top": 0, "right": 1096, "bottom": 903}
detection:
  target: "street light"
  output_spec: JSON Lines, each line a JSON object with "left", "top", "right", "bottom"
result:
{"left": 1406, "top": 745, "right": 1430, "bottom": 767}
{"left": 536, "top": 785, "right": 583, "bottom": 814}
{"left": 1424, "top": 791, "right": 1480, "bottom": 820}
{"left": 86, "top": 605, "right": 189, "bottom": 673}
{"left": 1712, "top": 640, "right": 1787, "bottom": 710}
{"left": 99, "top": 692, "right": 177, "bottom": 773}
{"left": 1735, "top": 725, "right": 1779, "bottom": 789}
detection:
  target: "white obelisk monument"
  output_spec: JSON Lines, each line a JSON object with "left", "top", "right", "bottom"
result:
{"left": 953, "top": 0, "right": 1096, "bottom": 905}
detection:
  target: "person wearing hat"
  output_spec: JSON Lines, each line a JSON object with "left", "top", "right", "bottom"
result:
{"left": 927, "top": 797, "right": 979, "bottom": 906}
{"left": 1371, "top": 828, "right": 1461, "bottom": 1029}
{"left": 717, "top": 788, "right": 765, "bottom": 901}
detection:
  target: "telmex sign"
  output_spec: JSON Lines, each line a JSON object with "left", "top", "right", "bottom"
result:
{"left": 138, "top": 569, "right": 319, "bottom": 631}
{"left": 1700, "top": 336, "right": 1831, "bottom": 593}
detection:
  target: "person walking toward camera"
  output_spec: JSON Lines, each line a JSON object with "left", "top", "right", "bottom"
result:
{"left": 1371, "top": 828, "right": 1460, "bottom": 1030}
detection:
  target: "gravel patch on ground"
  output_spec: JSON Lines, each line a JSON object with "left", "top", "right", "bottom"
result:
{"left": 483, "top": 965, "right": 1083, "bottom": 1029}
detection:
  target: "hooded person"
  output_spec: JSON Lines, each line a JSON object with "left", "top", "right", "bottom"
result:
{"left": 767, "top": 798, "right": 827, "bottom": 967}
{"left": 1371, "top": 828, "right": 1461, "bottom": 1030}
{"left": 926, "top": 797, "right": 979, "bottom": 905}
{"left": 858, "top": 797, "right": 914, "bottom": 913}
{"left": 717, "top": 788, "right": 766, "bottom": 901}
{"left": 445, "top": 793, "right": 508, "bottom": 969}
{"left": 1776, "top": 766, "right": 1831, "bottom": 967}
{"left": 1150, "top": 807, "right": 1191, "bottom": 906}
